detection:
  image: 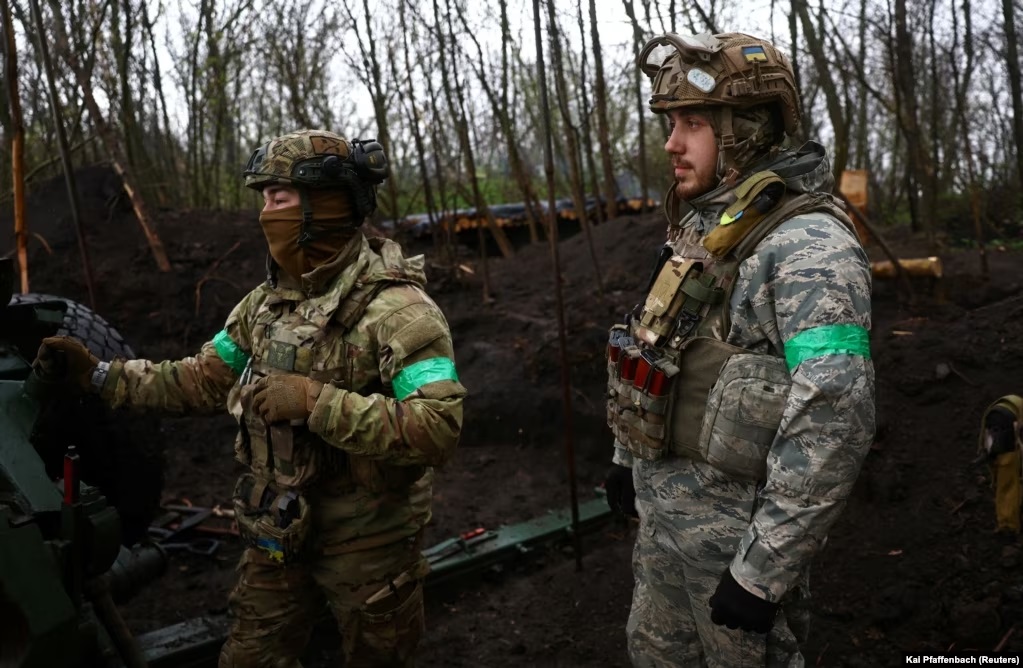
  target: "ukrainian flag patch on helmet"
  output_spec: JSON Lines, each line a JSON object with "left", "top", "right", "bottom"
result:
{"left": 742, "top": 46, "right": 768, "bottom": 63}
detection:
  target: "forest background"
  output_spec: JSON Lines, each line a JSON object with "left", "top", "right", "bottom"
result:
{"left": 0, "top": 0, "right": 1021, "bottom": 267}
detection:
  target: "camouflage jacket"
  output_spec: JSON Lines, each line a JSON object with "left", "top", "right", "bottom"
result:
{"left": 102, "top": 233, "right": 466, "bottom": 550}
{"left": 615, "top": 142, "right": 876, "bottom": 602}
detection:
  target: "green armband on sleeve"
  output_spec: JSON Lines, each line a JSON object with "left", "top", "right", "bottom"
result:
{"left": 213, "top": 330, "right": 250, "bottom": 375}
{"left": 784, "top": 323, "right": 870, "bottom": 372}
{"left": 393, "top": 357, "right": 459, "bottom": 400}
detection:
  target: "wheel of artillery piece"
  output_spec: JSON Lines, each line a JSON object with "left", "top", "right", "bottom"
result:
{"left": 10, "top": 293, "right": 165, "bottom": 546}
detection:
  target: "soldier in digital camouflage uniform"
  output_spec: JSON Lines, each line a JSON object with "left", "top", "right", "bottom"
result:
{"left": 34, "top": 129, "right": 466, "bottom": 667}
{"left": 602, "top": 33, "right": 875, "bottom": 667}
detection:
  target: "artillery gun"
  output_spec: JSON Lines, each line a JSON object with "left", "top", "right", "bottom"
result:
{"left": 0, "top": 258, "right": 166, "bottom": 667}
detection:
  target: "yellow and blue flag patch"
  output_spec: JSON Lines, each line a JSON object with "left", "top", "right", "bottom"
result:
{"left": 743, "top": 46, "right": 768, "bottom": 63}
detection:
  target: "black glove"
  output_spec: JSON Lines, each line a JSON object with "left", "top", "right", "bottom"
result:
{"left": 709, "top": 568, "right": 779, "bottom": 633}
{"left": 604, "top": 464, "right": 638, "bottom": 518}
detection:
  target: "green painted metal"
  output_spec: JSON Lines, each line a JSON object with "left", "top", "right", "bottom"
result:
{"left": 0, "top": 379, "right": 59, "bottom": 514}
{"left": 0, "top": 507, "right": 82, "bottom": 668}
{"left": 423, "top": 495, "right": 612, "bottom": 584}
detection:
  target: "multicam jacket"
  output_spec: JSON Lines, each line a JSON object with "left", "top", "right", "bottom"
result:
{"left": 102, "top": 233, "right": 465, "bottom": 552}
{"left": 611, "top": 142, "right": 875, "bottom": 602}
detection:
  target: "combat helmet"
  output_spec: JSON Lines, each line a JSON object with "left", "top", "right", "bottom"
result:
{"left": 638, "top": 32, "right": 800, "bottom": 182}
{"left": 242, "top": 129, "right": 389, "bottom": 221}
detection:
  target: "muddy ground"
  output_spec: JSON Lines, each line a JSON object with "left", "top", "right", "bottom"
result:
{"left": 9, "top": 165, "right": 1023, "bottom": 666}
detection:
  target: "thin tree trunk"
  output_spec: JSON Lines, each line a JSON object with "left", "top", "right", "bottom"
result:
{"left": 853, "top": 0, "right": 868, "bottom": 167}
{"left": 423, "top": 47, "right": 455, "bottom": 261}
{"left": 455, "top": 2, "right": 545, "bottom": 244}
{"left": 29, "top": 0, "right": 97, "bottom": 307}
{"left": 547, "top": 1, "right": 603, "bottom": 297}
{"left": 435, "top": 0, "right": 513, "bottom": 264}
{"left": 500, "top": 0, "right": 541, "bottom": 243}
{"left": 892, "top": 0, "right": 935, "bottom": 243}
{"left": 793, "top": 0, "right": 850, "bottom": 179}
{"left": 532, "top": 0, "right": 581, "bottom": 571}
{"left": 951, "top": 0, "right": 987, "bottom": 277}
{"left": 141, "top": 1, "right": 176, "bottom": 202}
{"left": 576, "top": 0, "right": 603, "bottom": 227}
{"left": 398, "top": 0, "right": 440, "bottom": 247}
{"left": 621, "top": 0, "right": 648, "bottom": 208}
{"left": 339, "top": 0, "right": 400, "bottom": 223}
{"left": 2, "top": 0, "right": 29, "bottom": 292}
{"left": 1003, "top": 0, "right": 1023, "bottom": 213}
{"left": 49, "top": 0, "right": 171, "bottom": 272}
{"left": 589, "top": 0, "right": 618, "bottom": 220}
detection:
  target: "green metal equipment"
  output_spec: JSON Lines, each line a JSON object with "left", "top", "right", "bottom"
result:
{"left": 0, "top": 258, "right": 167, "bottom": 668}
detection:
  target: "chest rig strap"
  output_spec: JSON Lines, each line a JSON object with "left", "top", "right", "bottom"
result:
{"left": 635, "top": 258, "right": 725, "bottom": 347}
{"left": 240, "top": 278, "right": 395, "bottom": 490}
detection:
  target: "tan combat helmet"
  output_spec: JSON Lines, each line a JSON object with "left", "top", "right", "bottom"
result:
{"left": 638, "top": 32, "right": 801, "bottom": 183}
{"left": 243, "top": 129, "right": 388, "bottom": 220}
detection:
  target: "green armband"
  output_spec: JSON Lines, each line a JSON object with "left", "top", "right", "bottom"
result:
{"left": 784, "top": 323, "right": 870, "bottom": 372}
{"left": 393, "top": 357, "right": 459, "bottom": 400}
{"left": 213, "top": 330, "right": 250, "bottom": 375}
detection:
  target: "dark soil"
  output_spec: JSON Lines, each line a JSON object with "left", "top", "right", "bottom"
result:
{"left": 9, "top": 165, "right": 1023, "bottom": 666}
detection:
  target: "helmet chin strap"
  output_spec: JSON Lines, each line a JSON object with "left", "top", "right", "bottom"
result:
{"left": 716, "top": 107, "right": 741, "bottom": 187}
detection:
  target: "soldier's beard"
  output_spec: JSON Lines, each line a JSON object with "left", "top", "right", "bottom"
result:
{"left": 673, "top": 162, "right": 718, "bottom": 201}
{"left": 259, "top": 191, "right": 357, "bottom": 280}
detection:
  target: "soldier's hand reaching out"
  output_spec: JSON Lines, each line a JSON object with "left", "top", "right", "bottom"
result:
{"left": 34, "top": 335, "right": 100, "bottom": 393}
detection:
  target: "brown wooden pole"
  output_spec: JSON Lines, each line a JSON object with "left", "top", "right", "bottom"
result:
{"left": 534, "top": 0, "right": 582, "bottom": 571}
{"left": 834, "top": 190, "right": 916, "bottom": 303}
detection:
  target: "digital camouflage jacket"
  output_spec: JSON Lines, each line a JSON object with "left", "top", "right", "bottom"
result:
{"left": 613, "top": 142, "right": 876, "bottom": 603}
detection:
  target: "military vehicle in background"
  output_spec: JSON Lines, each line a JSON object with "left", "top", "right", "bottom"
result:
{"left": 0, "top": 257, "right": 167, "bottom": 667}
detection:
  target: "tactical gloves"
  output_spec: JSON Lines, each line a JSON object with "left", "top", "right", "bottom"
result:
{"left": 34, "top": 336, "right": 100, "bottom": 394}
{"left": 605, "top": 464, "right": 638, "bottom": 518}
{"left": 709, "top": 568, "right": 779, "bottom": 634}
{"left": 251, "top": 375, "right": 323, "bottom": 423}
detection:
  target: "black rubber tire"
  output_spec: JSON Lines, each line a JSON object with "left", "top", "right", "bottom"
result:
{"left": 13, "top": 293, "right": 164, "bottom": 546}
{"left": 8, "top": 293, "right": 136, "bottom": 360}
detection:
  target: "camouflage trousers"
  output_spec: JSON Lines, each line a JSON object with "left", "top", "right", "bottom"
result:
{"left": 626, "top": 457, "right": 809, "bottom": 668}
{"left": 218, "top": 537, "right": 426, "bottom": 668}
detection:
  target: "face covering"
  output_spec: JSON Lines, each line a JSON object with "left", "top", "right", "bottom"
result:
{"left": 259, "top": 190, "right": 358, "bottom": 280}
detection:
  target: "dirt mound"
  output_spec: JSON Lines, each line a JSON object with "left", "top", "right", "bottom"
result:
{"left": 9, "top": 165, "right": 1023, "bottom": 665}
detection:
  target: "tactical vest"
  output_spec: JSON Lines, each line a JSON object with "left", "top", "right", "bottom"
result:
{"left": 607, "top": 171, "right": 855, "bottom": 482}
{"left": 979, "top": 395, "right": 1023, "bottom": 533}
{"left": 231, "top": 240, "right": 424, "bottom": 561}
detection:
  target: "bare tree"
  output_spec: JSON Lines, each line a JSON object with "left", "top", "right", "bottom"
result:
{"left": 432, "top": 0, "right": 514, "bottom": 266}
{"left": 547, "top": 0, "right": 603, "bottom": 296}
{"left": 588, "top": 0, "right": 618, "bottom": 220}
{"left": 338, "top": 0, "right": 402, "bottom": 222}
{"left": 455, "top": 0, "right": 544, "bottom": 243}
{"left": 47, "top": 0, "right": 171, "bottom": 271}
{"left": 574, "top": 0, "right": 604, "bottom": 226}
{"left": 1003, "top": 0, "right": 1023, "bottom": 213}
{"left": 397, "top": 0, "right": 441, "bottom": 248}
{"left": 621, "top": 0, "right": 649, "bottom": 206}
{"left": 792, "top": 0, "right": 851, "bottom": 179}
{"left": 891, "top": 0, "right": 936, "bottom": 240}
{"left": 2, "top": 0, "right": 29, "bottom": 291}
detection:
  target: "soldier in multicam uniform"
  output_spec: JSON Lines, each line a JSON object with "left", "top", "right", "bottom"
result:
{"left": 602, "top": 33, "right": 875, "bottom": 666}
{"left": 34, "top": 129, "right": 466, "bottom": 667}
